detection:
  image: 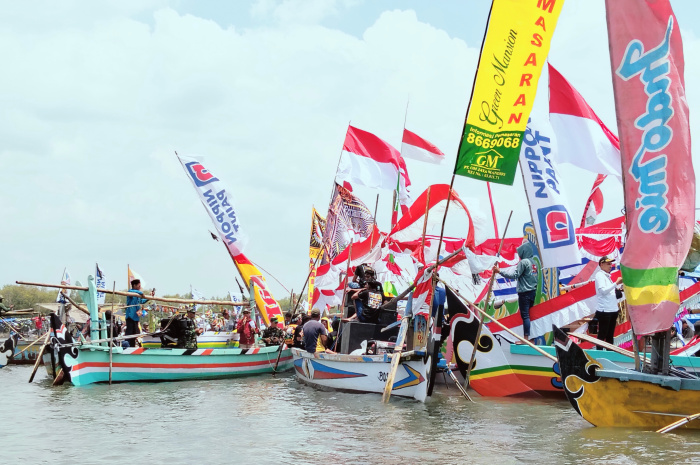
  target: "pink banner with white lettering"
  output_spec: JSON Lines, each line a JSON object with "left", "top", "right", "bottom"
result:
{"left": 606, "top": 0, "right": 695, "bottom": 335}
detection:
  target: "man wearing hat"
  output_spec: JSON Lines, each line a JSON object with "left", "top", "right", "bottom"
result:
{"left": 303, "top": 309, "right": 329, "bottom": 353}
{"left": 594, "top": 256, "right": 623, "bottom": 349}
{"left": 236, "top": 308, "right": 259, "bottom": 349}
{"left": 261, "top": 317, "right": 285, "bottom": 346}
{"left": 0, "top": 296, "right": 12, "bottom": 317}
{"left": 181, "top": 308, "right": 205, "bottom": 349}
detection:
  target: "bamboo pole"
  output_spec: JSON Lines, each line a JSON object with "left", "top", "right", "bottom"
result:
{"left": 28, "top": 331, "right": 51, "bottom": 383}
{"left": 0, "top": 318, "right": 28, "bottom": 340}
{"left": 109, "top": 281, "right": 115, "bottom": 385}
{"left": 16, "top": 281, "right": 248, "bottom": 306}
{"left": 441, "top": 279, "right": 556, "bottom": 363}
{"left": 464, "top": 211, "right": 513, "bottom": 388}
{"left": 61, "top": 293, "right": 90, "bottom": 315}
{"left": 382, "top": 316, "right": 410, "bottom": 403}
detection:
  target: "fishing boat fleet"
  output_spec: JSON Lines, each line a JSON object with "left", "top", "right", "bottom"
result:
{"left": 3, "top": 0, "right": 700, "bottom": 434}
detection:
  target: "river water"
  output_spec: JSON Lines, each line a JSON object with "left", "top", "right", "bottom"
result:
{"left": 1, "top": 366, "right": 699, "bottom": 464}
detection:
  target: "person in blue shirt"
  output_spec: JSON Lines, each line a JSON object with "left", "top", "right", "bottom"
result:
{"left": 125, "top": 279, "right": 152, "bottom": 347}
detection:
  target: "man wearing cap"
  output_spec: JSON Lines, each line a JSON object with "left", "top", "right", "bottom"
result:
{"left": 0, "top": 296, "right": 13, "bottom": 317}
{"left": 124, "top": 279, "right": 153, "bottom": 347}
{"left": 303, "top": 309, "right": 329, "bottom": 353}
{"left": 236, "top": 308, "right": 259, "bottom": 349}
{"left": 261, "top": 317, "right": 285, "bottom": 346}
{"left": 594, "top": 256, "right": 623, "bottom": 348}
{"left": 181, "top": 308, "right": 205, "bottom": 349}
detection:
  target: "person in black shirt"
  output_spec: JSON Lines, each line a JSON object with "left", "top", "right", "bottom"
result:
{"left": 349, "top": 268, "right": 386, "bottom": 324}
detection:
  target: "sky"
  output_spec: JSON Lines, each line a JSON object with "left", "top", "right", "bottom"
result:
{"left": 1, "top": 0, "right": 699, "bottom": 300}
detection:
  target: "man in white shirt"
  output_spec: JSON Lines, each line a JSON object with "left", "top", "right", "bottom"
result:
{"left": 594, "top": 256, "right": 623, "bottom": 349}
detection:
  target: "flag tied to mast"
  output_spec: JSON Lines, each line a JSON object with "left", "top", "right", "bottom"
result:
{"left": 548, "top": 64, "right": 621, "bottom": 177}
{"left": 177, "top": 153, "right": 248, "bottom": 256}
{"left": 454, "top": 0, "right": 564, "bottom": 185}
{"left": 605, "top": 0, "right": 695, "bottom": 335}
{"left": 56, "top": 269, "right": 71, "bottom": 304}
{"left": 519, "top": 117, "right": 581, "bottom": 269}
{"left": 401, "top": 129, "right": 444, "bottom": 165}
{"left": 322, "top": 183, "right": 375, "bottom": 264}
{"left": 95, "top": 263, "right": 106, "bottom": 305}
{"left": 336, "top": 125, "right": 411, "bottom": 208}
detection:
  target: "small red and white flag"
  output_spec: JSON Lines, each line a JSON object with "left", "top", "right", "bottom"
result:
{"left": 401, "top": 129, "right": 445, "bottom": 165}
{"left": 336, "top": 126, "right": 411, "bottom": 198}
{"left": 548, "top": 64, "right": 621, "bottom": 177}
{"left": 581, "top": 174, "right": 606, "bottom": 227}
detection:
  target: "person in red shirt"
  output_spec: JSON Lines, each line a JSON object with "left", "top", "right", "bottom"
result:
{"left": 236, "top": 309, "right": 259, "bottom": 349}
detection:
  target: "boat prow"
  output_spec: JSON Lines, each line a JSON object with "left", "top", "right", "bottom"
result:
{"left": 553, "top": 325, "right": 700, "bottom": 430}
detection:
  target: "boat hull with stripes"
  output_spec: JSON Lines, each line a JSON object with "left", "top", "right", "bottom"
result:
{"left": 141, "top": 331, "right": 239, "bottom": 349}
{"left": 451, "top": 312, "right": 700, "bottom": 397}
{"left": 46, "top": 345, "right": 292, "bottom": 386}
{"left": 291, "top": 348, "right": 430, "bottom": 401}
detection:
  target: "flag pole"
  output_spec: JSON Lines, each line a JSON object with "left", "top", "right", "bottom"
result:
{"left": 393, "top": 98, "right": 410, "bottom": 229}
{"left": 437, "top": 1, "right": 494, "bottom": 262}
{"left": 487, "top": 182, "right": 499, "bottom": 239}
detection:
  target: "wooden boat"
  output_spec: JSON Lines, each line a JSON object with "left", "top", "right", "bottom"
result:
{"left": 553, "top": 326, "right": 700, "bottom": 429}
{"left": 7, "top": 336, "right": 45, "bottom": 365}
{"left": 41, "top": 280, "right": 293, "bottom": 386}
{"left": 292, "top": 346, "right": 431, "bottom": 401}
{"left": 450, "top": 312, "right": 700, "bottom": 397}
{"left": 44, "top": 343, "right": 292, "bottom": 386}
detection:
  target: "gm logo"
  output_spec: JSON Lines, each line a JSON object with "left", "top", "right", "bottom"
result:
{"left": 185, "top": 161, "right": 219, "bottom": 187}
{"left": 474, "top": 150, "right": 503, "bottom": 170}
{"left": 537, "top": 205, "right": 575, "bottom": 248}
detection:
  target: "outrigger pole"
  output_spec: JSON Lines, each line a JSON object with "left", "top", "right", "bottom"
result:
{"left": 15, "top": 281, "right": 249, "bottom": 307}
{"left": 463, "top": 210, "right": 513, "bottom": 389}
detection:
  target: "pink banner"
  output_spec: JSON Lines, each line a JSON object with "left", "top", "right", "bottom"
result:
{"left": 606, "top": 0, "right": 695, "bottom": 334}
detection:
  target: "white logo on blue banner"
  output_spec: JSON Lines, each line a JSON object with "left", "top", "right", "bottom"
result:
{"left": 228, "top": 291, "right": 244, "bottom": 315}
{"left": 95, "top": 263, "right": 106, "bottom": 305}
{"left": 520, "top": 118, "right": 581, "bottom": 269}
{"left": 177, "top": 154, "right": 248, "bottom": 255}
{"left": 56, "top": 269, "right": 71, "bottom": 303}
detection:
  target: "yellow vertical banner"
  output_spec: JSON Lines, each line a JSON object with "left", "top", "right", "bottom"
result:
{"left": 309, "top": 208, "right": 326, "bottom": 259}
{"left": 455, "top": 0, "right": 565, "bottom": 185}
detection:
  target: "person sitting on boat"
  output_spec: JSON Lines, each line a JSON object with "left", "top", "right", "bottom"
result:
{"left": 493, "top": 241, "right": 538, "bottom": 342}
{"left": 124, "top": 279, "right": 153, "bottom": 347}
{"left": 346, "top": 263, "right": 372, "bottom": 317}
{"left": 593, "top": 256, "right": 623, "bottom": 349}
{"left": 292, "top": 314, "right": 309, "bottom": 349}
{"left": 348, "top": 268, "right": 387, "bottom": 324}
{"left": 0, "top": 295, "right": 13, "bottom": 316}
{"left": 303, "top": 309, "right": 329, "bottom": 353}
{"left": 261, "top": 317, "right": 285, "bottom": 346}
{"left": 182, "top": 308, "right": 205, "bottom": 349}
{"left": 236, "top": 308, "right": 259, "bottom": 350}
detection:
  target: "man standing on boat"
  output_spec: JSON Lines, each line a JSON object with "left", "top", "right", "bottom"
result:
{"left": 261, "top": 317, "right": 285, "bottom": 346}
{"left": 594, "top": 256, "right": 623, "bottom": 349}
{"left": 494, "top": 242, "right": 538, "bottom": 342}
{"left": 236, "top": 308, "right": 259, "bottom": 350}
{"left": 303, "top": 309, "right": 329, "bottom": 353}
{"left": 182, "top": 308, "right": 204, "bottom": 349}
{"left": 124, "top": 279, "right": 152, "bottom": 347}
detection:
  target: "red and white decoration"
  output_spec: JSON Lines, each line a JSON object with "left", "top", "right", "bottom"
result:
{"left": 548, "top": 64, "right": 621, "bottom": 177}
{"left": 401, "top": 129, "right": 445, "bottom": 165}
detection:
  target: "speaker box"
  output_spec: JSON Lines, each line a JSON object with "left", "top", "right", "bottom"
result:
{"left": 340, "top": 321, "right": 400, "bottom": 354}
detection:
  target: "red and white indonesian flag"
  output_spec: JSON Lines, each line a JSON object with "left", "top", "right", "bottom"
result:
{"left": 401, "top": 129, "right": 445, "bottom": 165}
{"left": 336, "top": 126, "right": 411, "bottom": 205}
{"left": 548, "top": 64, "right": 622, "bottom": 177}
{"left": 487, "top": 282, "right": 597, "bottom": 340}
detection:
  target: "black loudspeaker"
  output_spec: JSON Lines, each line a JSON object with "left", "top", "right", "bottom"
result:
{"left": 378, "top": 309, "right": 398, "bottom": 325}
{"left": 340, "top": 321, "right": 400, "bottom": 354}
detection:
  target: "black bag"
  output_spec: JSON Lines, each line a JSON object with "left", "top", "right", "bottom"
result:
{"left": 589, "top": 318, "right": 599, "bottom": 335}
{"left": 615, "top": 288, "right": 623, "bottom": 299}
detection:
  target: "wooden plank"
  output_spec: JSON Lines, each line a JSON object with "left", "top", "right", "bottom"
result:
{"left": 382, "top": 317, "right": 409, "bottom": 403}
